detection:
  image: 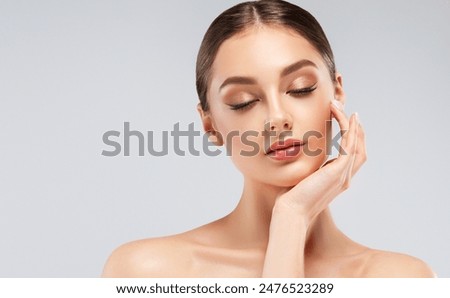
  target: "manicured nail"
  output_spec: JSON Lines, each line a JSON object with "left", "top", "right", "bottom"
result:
{"left": 332, "top": 99, "right": 344, "bottom": 111}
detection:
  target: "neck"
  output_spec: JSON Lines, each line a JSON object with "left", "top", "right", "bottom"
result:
{"left": 222, "top": 177, "right": 342, "bottom": 255}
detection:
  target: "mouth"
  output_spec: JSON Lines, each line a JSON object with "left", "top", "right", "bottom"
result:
{"left": 265, "top": 138, "right": 306, "bottom": 156}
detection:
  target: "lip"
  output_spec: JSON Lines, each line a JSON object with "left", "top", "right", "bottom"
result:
{"left": 265, "top": 138, "right": 306, "bottom": 161}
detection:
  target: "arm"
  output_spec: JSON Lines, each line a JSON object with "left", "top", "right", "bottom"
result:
{"left": 262, "top": 203, "right": 308, "bottom": 277}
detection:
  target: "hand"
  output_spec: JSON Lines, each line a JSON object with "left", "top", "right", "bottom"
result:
{"left": 274, "top": 100, "right": 367, "bottom": 227}
{"left": 262, "top": 100, "right": 367, "bottom": 277}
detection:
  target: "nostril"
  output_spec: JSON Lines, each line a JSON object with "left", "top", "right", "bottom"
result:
{"left": 265, "top": 117, "right": 292, "bottom": 131}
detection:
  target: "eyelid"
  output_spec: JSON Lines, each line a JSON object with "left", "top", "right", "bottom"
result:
{"left": 228, "top": 99, "right": 259, "bottom": 111}
{"left": 226, "top": 82, "right": 317, "bottom": 111}
{"left": 286, "top": 84, "right": 317, "bottom": 95}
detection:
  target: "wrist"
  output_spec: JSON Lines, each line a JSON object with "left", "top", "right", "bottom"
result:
{"left": 272, "top": 198, "right": 310, "bottom": 230}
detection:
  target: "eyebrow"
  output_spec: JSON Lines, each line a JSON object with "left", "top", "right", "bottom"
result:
{"left": 280, "top": 59, "right": 317, "bottom": 77}
{"left": 219, "top": 76, "right": 257, "bottom": 92}
{"left": 219, "top": 59, "right": 317, "bottom": 91}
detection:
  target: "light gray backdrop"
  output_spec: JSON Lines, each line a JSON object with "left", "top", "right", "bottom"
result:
{"left": 1, "top": 0, "right": 449, "bottom": 277}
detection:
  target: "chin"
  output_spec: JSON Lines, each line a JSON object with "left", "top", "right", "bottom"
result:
{"left": 264, "top": 172, "right": 309, "bottom": 188}
{"left": 244, "top": 160, "right": 322, "bottom": 188}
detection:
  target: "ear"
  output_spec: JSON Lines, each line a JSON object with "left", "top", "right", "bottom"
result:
{"left": 334, "top": 72, "right": 346, "bottom": 107}
{"left": 196, "top": 103, "right": 224, "bottom": 146}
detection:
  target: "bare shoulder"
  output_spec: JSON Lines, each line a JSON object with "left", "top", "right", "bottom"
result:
{"left": 101, "top": 234, "right": 193, "bottom": 277}
{"left": 361, "top": 249, "right": 436, "bottom": 278}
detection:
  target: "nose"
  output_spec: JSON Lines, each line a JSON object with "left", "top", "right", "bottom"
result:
{"left": 265, "top": 117, "right": 292, "bottom": 131}
{"left": 264, "top": 103, "right": 293, "bottom": 132}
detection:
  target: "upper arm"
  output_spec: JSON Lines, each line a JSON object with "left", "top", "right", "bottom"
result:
{"left": 363, "top": 251, "right": 436, "bottom": 278}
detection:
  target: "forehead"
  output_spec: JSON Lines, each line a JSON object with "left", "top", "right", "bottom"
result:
{"left": 210, "top": 25, "right": 326, "bottom": 82}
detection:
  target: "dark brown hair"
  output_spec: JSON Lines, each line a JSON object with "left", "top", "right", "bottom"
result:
{"left": 196, "top": 0, "right": 336, "bottom": 111}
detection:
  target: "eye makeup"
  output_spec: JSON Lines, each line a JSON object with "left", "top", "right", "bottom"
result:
{"left": 286, "top": 84, "right": 317, "bottom": 96}
{"left": 228, "top": 99, "right": 259, "bottom": 111}
{"left": 222, "top": 71, "right": 319, "bottom": 112}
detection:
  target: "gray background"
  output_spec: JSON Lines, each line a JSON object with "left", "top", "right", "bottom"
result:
{"left": 1, "top": 0, "right": 449, "bottom": 277}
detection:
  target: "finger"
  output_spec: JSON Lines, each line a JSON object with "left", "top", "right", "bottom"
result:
{"left": 351, "top": 121, "right": 367, "bottom": 177}
{"left": 338, "top": 113, "right": 357, "bottom": 159}
{"left": 321, "top": 113, "right": 358, "bottom": 176}
{"left": 334, "top": 113, "right": 358, "bottom": 171}
{"left": 330, "top": 100, "right": 350, "bottom": 153}
{"left": 346, "top": 113, "right": 359, "bottom": 175}
{"left": 321, "top": 157, "right": 338, "bottom": 168}
{"left": 330, "top": 100, "right": 349, "bottom": 136}
{"left": 339, "top": 113, "right": 359, "bottom": 189}
{"left": 341, "top": 113, "right": 359, "bottom": 160}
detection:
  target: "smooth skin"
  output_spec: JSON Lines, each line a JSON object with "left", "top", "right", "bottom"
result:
{"left": 102, "top": 25, "right": 435, "bottom": 278}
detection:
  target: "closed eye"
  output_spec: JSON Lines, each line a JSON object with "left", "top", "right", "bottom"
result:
{"left": 286, "top": 85, "right": 317, "bottom": 96}
{"left": 228, "top": 99, "right": 259, "bottom": 111}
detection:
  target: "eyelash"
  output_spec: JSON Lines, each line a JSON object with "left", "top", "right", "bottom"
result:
{"left": 229, "top": 99, "right": 259, "bottom": 111}
{"left": 229, "top": 85, "right": 317, "bottom": 111}
{"left": 287, "top": 85, "right": 317, "bottom": 96}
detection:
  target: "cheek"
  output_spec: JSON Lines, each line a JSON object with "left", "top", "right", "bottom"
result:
{"left": 294, "top": 99, "right": 330, "bottom": 134}
{"left": 213, "top": 112, "right": 264, "bottom": 154}
{"left": 296, "top": 101, "right": 331, "bottom": 159}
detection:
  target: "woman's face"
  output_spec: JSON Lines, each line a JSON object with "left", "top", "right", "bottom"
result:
{"left": 201, "top": 25, "right": 345, "bottom": 187}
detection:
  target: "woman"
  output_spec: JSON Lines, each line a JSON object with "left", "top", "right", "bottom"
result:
{"left": 102, "top": 0, "right": 435, "bottom": 277}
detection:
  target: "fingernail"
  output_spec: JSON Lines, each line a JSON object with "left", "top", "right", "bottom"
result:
{"left": 355, "top": 112, "right": 359, "bottom": 123}
{"left": 331, "top": 99, "right": 344, "bottom": 111}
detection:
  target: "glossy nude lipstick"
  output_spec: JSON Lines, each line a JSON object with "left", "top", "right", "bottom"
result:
{"left": 265, "top": 138, "right": 306, "bottom": 161}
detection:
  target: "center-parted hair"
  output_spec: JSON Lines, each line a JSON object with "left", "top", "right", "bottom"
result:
{"left": 196, "top": 0, "right": 336, "bottom": 112}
